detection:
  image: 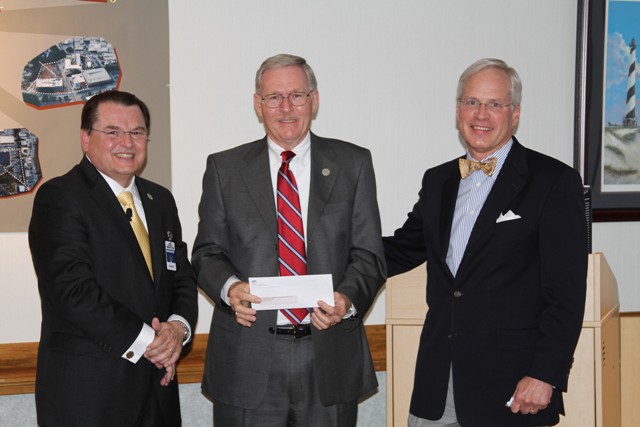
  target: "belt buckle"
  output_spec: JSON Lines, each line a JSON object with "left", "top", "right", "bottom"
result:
{"left": 292, "top": 324, "right": 310, "bottom": 339}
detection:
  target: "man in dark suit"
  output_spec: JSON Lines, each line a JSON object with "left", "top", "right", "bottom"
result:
{"left": 192, "top": 53, "right": 386, "bottom": 426}
{"left": 383, "top": 58, "right": 588, "bottom": 427}
{"left": 29, "top": 90, "right": 198, "bottom": 427}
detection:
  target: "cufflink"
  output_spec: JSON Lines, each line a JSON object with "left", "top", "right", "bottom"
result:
{"left": 126, "top": 351, "right": 134, "bottom": 359}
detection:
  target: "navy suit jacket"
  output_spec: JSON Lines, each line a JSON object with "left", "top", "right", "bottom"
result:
{"left": 192, "top": 133, "right": 386, "bottom": 409}
{"left": 384, "top": 138, "right": 588, "bottom": 427}
{"left": 29, "top": 157, "right": 198, "bottom": 427}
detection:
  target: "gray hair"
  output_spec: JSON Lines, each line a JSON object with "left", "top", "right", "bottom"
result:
{"left": 255, "top": 53, "right": 318, "bottom": 94}
{"left": 456, "top": 58, "right": 522, "bottom": 108}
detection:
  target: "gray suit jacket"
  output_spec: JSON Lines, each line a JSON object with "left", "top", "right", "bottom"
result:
{"left": 192, "top": 133, "right": 386, "bottom": 409}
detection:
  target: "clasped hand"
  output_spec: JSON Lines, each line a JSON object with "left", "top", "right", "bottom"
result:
{"left": 144, "top": 317, "right": 184, "bottom": 386}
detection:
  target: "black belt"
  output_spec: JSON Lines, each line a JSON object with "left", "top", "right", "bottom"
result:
{"left": 275, "top": 324, "right": 312, "bottom": 339}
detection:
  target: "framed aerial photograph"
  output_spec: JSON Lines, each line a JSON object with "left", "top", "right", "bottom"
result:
{"left": 575, "top": 0, "right": 640, "bottom": 221}
{"left": 0, "top": 0, "right": 171, "bottom": 231}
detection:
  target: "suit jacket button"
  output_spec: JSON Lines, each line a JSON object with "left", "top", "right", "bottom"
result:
{"left": 268, "top": 327, "right": 276, "bottom": 334}
{"left": 126, "top": 351, "right": 135, "bottom": 359}
{"left": 453, "top": 290, "right": 462, "bottom": 298}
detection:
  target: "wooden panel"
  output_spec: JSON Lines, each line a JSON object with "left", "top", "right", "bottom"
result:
{"left": 0, "top": 341, "right": 37, "bottom": 370}
{"left": 175, "top": 333, "right": 208, "bottom": 384}
{"left": 621, "top": 314, "right": 640, "bottom": 427}
{"left": 584, "top": 252, "right": 619, "bottom": 324}
{"left": 557, "top": 328, "right": 596, "bottom": 427}
{"left": 0, "top": 324, "right": 387, "bottom": 395}
{"left": 366, "top": 324, "right": 386, "bottom": 371}
{"left": 388, "top": 325, "right": 421, "bottom": 427}
{"left": 584, "top": 253, "right": 596, "bottom": 322}
{"left": 600, "top": 316, "right": 621, "bottom": 427}
{"left": 0, "top": 342, "right": 37, "bottom": 395}
{"left": 386, "top": 264, "right": 427, "bottom": 322}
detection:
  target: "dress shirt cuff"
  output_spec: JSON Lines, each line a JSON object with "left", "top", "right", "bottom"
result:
{"left": 168, "top": 314, "right": 192, "bottom": 344}
{"left": 343, "top": 304, "right": 357, "bottom": 319}
{"left": 122, "top": 323, "right": 155, "bottom": 364}
{"left": 221, "top": 275, "right": 241, "bottom": 305}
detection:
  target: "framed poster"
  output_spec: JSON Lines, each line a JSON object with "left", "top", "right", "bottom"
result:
{"left": 575, "top": 0, "right": 640, "bottom": 221}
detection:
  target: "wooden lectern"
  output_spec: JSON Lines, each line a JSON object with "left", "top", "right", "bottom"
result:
{"left": 385, "top": 253, "right": 620, "bottom": 427}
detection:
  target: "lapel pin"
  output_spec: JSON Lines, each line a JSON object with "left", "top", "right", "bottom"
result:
{"left": 147, "top": 193, "right": 153, "bottom": 200}
{"left": 322, "top": 168, "right": 330, "bottom": 176}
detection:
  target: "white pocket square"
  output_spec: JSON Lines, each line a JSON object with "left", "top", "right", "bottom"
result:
{"left": 496, "top": 210, "right": 521, "bottom": 223}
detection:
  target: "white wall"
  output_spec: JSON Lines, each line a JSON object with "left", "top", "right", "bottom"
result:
{"left": 2, "top": 0, "right": 639, "bottom": 342}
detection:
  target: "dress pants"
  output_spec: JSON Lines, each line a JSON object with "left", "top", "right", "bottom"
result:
{"left": 407, "top": 365, "right": 548, "bottom": 427}
{"left": 213, "top": 333, "right": 357, "bottom": 427}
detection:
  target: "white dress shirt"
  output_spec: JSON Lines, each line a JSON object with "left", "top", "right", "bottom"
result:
{"left": 220, "top": 133, "right": 356, "bottom": 325}
{"left": 92, "top": 160, "right": 192, "bottom": 363}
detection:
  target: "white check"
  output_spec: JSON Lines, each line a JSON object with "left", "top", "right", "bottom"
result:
{"left": 248, "top": 274, "right": 334, "bottom": 311}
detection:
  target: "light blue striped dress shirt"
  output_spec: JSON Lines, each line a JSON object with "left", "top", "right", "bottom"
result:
{"left": 445, "top": 139, "right": 514, "bottom": 276}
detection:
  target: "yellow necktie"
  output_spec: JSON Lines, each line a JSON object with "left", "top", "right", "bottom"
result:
{"left": 459, "top": 157, "right": 497, "bottom": 179}
{"left": 117, "top": 191, "right": 153, "bottom": 279}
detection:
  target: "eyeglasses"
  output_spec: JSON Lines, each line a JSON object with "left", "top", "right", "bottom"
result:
{"left": 90, "top": 128, "right": 148, "bottom": 141}
{"left": 458, "top": 98, "right": 513, "bottom": 112}
{"left": 260, "top": 90, "right": 313, "bottom": 108}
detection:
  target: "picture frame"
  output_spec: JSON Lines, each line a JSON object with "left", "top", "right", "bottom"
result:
{"left": 575, "top": 0, "right": 640, "bottom": 221}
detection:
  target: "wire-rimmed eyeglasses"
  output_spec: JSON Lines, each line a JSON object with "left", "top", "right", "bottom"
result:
{"left": 90, "top": 128, "right": 148, "bottom": 141}
{"left": 458, "top": 98, "right": 513, "bottom": 112}
{"left": 260, "top": 90, "right": 314, "bottom": 109}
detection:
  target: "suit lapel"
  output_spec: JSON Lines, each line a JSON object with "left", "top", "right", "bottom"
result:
{"left": 80, "top": 158, "right": 155, "bottom": 283}
{"left": 240, "top": 139, "right": 278, "bottom": 240}
{"left": 80, "top": 157, "right": 131, "bottom": 236}
{"left": 439, "top": 160, "right": 462, "bottom": 259}
{"left": 307, "top": 134, "right": 338, "bottom": 240}
{"left": 457, "top": 140, "right": 528, "bottom": 280}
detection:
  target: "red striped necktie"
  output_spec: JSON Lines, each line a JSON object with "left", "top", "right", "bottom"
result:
{"left": 277, "top": 151, "right": 309, "bottom": 325}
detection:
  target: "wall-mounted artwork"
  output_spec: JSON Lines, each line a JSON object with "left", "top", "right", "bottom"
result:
{"left": 576, "top": 0, "right": 640, "bottom": 221}
{"left": 0, "top": 128, "right": 42, "bottom": 197}
{"left": 0, "top": 0, "right": 170, "bottom": 231}
{"left": 22, "top": 36, "right": 121, "bottom": 109}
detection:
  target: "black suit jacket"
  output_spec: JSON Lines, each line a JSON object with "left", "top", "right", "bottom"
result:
{"left": 384, "top": 138, "right": 588, "bottom": 427}
{"left": 192, "top": 133, "right": 386, "bottom": 409}
{"left": 29, "top": 157, "right": 198, "bottom": 427}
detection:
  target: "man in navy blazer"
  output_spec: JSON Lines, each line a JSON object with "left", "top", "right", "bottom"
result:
{"left": 192, "top": 54, "right": 386, "bottom": 426}
{"left": 29, "top": 90, "right": 198, "bottom": 427}
{"left": 383, "top": 59, "right": 588, "bottom": 427}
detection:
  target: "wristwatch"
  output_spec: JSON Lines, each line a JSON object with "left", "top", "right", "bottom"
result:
{"left": 171, "top": 320, "right": 189, "bottom": 341}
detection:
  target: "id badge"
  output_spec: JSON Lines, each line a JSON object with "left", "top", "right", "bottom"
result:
{"left": 165, "top": 241, "right": 176, "bottom": 271}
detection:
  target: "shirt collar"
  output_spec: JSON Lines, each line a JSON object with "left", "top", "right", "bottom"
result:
{"left": 267, "top": 133, "right": 311, "bottom": 166}
{"left": 466, "top": 138, "right": 513, "bottom": 177}
{"left": 87, "top": 155, "right": 141, "bottom": 201}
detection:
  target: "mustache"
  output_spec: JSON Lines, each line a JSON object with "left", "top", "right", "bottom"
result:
{"left": 276, "top": 116, "right": 298, "bottom": 122}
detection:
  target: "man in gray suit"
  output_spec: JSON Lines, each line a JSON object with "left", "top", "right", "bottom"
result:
{"left": 192, "top": 53, "right": 386, "bottom": 426}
